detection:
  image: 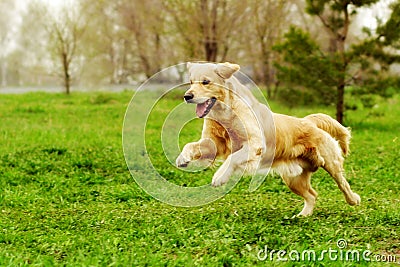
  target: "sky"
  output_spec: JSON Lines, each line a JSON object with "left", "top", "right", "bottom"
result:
{"left": 359, "top": 0, "right": 394, "bottom": 30}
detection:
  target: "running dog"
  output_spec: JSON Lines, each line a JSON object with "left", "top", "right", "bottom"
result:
{"left": 176, "top": 62, "right": 360, "bottom": 216}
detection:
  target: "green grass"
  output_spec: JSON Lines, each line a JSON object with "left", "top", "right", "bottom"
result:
{"left": 0, "top": 91, "right": 399, "bottom": 266}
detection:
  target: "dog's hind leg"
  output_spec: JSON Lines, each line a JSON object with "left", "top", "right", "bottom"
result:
{"left": 283, "top": 171, "right": 317, "bottom": 217}
{"left": 323, "top": 157, "right": 360, "bottom": 206}
{"left": 319, "top": 137, "right": 361, "bottom": 206}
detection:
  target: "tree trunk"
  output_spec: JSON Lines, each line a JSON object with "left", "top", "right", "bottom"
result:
{"left": 62, "top": 52, "right": 71, "bottom": 94}
{"left": 200, "top": 0, "right": 219, "bottom": 62}
{"left": 205, "top": 41, "right": 218, "bottom": 62}
{"left": 335, "top": 37, "right": 347, "bottom": 124}
{"left": 335, "top": 4, "right": 350, "bottom": 125}
{"left": 336, "top": 83, "right": 344, "bottom": 124}
{"left": 65, "top": 73, "right": 71, "bottom": 95}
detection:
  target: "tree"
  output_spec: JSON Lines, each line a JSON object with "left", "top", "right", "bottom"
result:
{"left": 351, "top": 0, "right": 400, "bottom": 96}
{"left": 44, "top": 4, "right": 86, "bottom": 94}
{"left": 16, "top": 1, "right": 51, "bottom": 86}
{"left": 164, "top": 0, "right": 249, "bottom": 62}
{"left": 20, "top": 1, "right": 87, "bottom": 93}
{"left": 117, "top": 0, "right": 166, "bottom": 79}
{"left": 275, "top": 0, "right": 379, "bottom": 124}
{"left": 244, "top": 0, "right": 295, "bottom": 98}
{"left": 78, "top": 0, "right": 130, "bottom": 84}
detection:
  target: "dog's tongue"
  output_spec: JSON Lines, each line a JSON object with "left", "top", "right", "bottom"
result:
{"left": 196, "top": 103, "right": 207, "bottom": 118}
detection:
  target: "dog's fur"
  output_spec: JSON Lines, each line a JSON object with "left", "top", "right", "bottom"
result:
{"left": 176, "top": 62, "right": 360, "bottom": 216}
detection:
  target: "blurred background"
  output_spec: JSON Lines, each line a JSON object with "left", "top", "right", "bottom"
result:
{"left": 1, "top": 0, "right": 399, "bottom": 120}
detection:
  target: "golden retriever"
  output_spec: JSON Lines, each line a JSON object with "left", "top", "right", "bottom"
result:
{"left": 176, "top": 62, "right": 360, "bottom": 216}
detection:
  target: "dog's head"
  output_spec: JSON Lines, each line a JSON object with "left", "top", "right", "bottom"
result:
{"left": 184, "top": 62, "right": 240, "bottom": 118}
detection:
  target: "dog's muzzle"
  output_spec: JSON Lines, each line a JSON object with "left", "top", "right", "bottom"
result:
{"left": 184, "top": 93, "right": 194, "bottom": 102}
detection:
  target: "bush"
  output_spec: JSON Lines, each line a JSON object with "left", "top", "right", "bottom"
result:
{"left": 274, "top": 86, "right": 334, "bottom": 107}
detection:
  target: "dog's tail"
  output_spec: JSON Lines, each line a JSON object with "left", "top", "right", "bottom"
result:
{"left": 305, "top": 113, "right": 351, "bottom": 156}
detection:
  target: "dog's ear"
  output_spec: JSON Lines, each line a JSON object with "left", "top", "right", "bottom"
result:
{"left": 215, "top": 62, "right": 240, "bottom": 79}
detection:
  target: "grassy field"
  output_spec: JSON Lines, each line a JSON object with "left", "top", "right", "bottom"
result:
{"left": 0, "top": 91, "right": 399, "bottom": 266}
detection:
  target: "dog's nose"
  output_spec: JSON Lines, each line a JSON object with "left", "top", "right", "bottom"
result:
{"left": 184, "top": 93, "right": 194, "bottom": 101}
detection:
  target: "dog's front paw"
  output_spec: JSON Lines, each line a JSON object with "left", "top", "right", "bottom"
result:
{"left": 211, "top": 161, "right": 233, "bottom": 187}
{"left": 212, "top": 176, "right": 227, "bottom": 187}
{"left": 211, "top": 172, "right": 230, "bottom": 187}
{"left": 176, "top": 154, "right": 190, "bottom": 168}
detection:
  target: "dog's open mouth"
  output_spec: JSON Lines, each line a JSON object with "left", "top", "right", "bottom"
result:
{"left": 196, "top": 97, "right": 217, "bottom": 118}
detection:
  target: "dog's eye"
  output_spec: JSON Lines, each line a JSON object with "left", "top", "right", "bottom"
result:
{"left": 190, "top": 80, "right": 193, "bottom": 84}
{"left": 202, "top": 80, "right": 210, "bottom": 85}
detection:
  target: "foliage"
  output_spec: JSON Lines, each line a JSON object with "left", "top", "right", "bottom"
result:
{"left": 0, "top": 92, "right": 399, "bottom": 265}
{"left": 273, "top": 0, "right": 400, "bottom": 123}
{"left": 351, "top": 0, "right": 400, "bottom": 98}
{"left": 1, "top": 0, "right": 308, "bottom": 90}
{"left": 273, "top": 27, "right": 338, "bottom": 106}
{"left": 3, "top": 0, "right": 400, "bottom": 113}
